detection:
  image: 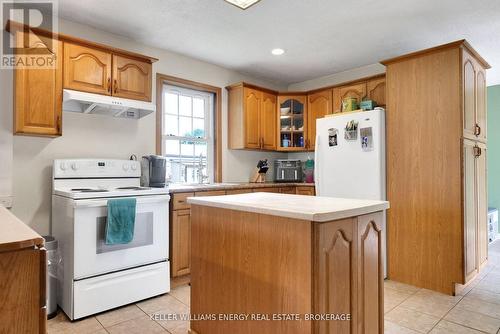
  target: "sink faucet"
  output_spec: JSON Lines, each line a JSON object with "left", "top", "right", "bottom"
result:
{"left": 197, "top": 154, "right": 209, "bottom": 184}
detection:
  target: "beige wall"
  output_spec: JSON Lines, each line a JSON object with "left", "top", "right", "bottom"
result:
{"left": 7, "top": 18, "right": 287, "bottom": 234}
{"left": 0, "top": 68, "right": 13, "bottom": 207}
{"left": 287, "top": 63, "right": 385, "bottom": 91}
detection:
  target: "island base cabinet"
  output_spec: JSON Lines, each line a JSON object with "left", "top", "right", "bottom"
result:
{"left": 190, "top": 205, "right": 384, "bottom": 334}
{"left": 314, "top": 212, "right": 383, "bottom": 334}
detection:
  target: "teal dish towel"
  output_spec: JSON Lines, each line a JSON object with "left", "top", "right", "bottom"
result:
{"left": 105, "top": 198, "right": 137, "bottom": 245}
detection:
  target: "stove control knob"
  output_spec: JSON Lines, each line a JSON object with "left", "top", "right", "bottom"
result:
{"left": 71, "top": 163, "right": 78, "bottom": 171}
{"left": 131, "top": 164, "right": 137, "bottom": 171}
{"left": 123, "top": 164, "right": 129, "bottom": 171}
{"left": 60, "top": 162, "right": 67, "bottom": 171}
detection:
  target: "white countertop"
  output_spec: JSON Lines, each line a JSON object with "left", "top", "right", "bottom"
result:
{"left": 187, "top": 192, "right": 389, "bottom": 222}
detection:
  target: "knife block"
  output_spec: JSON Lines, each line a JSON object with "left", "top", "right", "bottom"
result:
{"left": 250, "top": 168, "right": 267, "bottom": 183}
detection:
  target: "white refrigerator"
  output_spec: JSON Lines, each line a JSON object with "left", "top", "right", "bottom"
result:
{"left": 314, "top": 109, "right": 386, "bottom": 276}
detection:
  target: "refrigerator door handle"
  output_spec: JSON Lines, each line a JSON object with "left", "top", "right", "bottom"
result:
{"left": 314, "top": 134, "right": 320, "bottom": 196}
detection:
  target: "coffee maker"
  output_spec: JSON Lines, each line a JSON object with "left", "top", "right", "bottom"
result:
{"left": 141, "top": 155, "right": 167, "bottom": 188}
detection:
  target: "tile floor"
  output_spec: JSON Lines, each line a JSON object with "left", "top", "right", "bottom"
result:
{"left": 48, "top": 240, "right": 500, "bottom": 333}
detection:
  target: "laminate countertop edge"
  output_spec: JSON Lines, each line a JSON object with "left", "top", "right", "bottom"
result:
{"left": 0, "top": 207, "right": 44, "bottom": 252}
{"left": 168, "top": 182, "right": 315, "bottom": 193}
{"left": 188, "top": 192, "right": 389, "bottom": 222}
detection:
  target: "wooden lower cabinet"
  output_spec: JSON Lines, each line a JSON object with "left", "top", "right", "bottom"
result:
{"left": 463, "top": 140, "right": 488, "bottom": 283}
{"left": 254, "top": 187, "right": 281, "bottom": 193}
{"left": 226, "top": 189, "right": 253, "bottom": 195}
{"left": 191, "top": 206, "right": 384, "bottom": 334}
{"left": 314, "top": 213, "right": 383, "bottom": 334}
{"left": 280, "top": 186, "right": 296, "bottom": 194}
{"left": 477, "top": 143, "right": 488, "bottom": 268}
{"left": 0, "top": 247, "right": 47, "bottom": 334}
{"left": 171, "top": 209, "right": 191, "bottom": 277}
{"left": 170, "top": 186, "right": 316, "bottom": 278}
{"left": 296, "top": 186, "right": 315, "bottom": 196}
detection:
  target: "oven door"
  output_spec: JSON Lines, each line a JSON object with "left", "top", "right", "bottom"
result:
{"left": 72, "top": 195, "right": 169, "bottom": 279}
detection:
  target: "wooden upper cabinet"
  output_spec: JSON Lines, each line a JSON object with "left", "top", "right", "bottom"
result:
{"left": 307, "top": 89, "right": 332, "bottom": 149}
{"left": 333, "top": 82, "right": 368, "bottom": 113}
{"left": 261, "top": 92, "right": 277, "bottom": 150}
{"left": 476, "top": 68, "right": 487, "bottom": 142}
{"left": 339, "top": 82, "right": 367, "bottom": 110}
{"left": 462, "top": 48, "right": 488, "bottom": 143}
{"left": 277, "top": 95, "right": 307, "bottom": 151}
{"left": 367, "top": 77, "right": 386, "bottom": 107}
{"left": 15, "top": 33, "right": 63, "bottom": 136}
{"left": 462, "top": 52, "right": 476, "bottom": 140}
{"left": 63, "top": 43, "right": 112, "bottom": 95}
{"left": 244, "top": 87, "right": 262, "bottom": 149}
{"left": 112, "top": 55, "right": 152, "bottom": 101}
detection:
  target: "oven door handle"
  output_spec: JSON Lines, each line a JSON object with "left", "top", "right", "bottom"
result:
{"left": 73, "top": 195, "right": 170, "bottom": 208}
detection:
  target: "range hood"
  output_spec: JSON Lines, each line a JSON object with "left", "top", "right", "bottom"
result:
{"left": 63, "top": 89, "right": 155, "bottom": 119}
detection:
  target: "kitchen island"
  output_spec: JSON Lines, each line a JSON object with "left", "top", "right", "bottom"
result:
{"left": 188, "top": 192, "right": 389, "bottom": 334}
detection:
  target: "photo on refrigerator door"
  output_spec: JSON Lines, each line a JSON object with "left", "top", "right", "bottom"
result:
{"left": 328, "top": 128, "right": 338, "bottom": 147}
{"left": 360, "top": 127, "right": 374, "bottom": 151}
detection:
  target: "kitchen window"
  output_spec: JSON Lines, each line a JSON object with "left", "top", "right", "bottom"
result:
{"left": 160, "top": 84, "right": 216, "bottom": 184}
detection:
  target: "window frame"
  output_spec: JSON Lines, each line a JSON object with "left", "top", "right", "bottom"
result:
{"left": 156, "top": 74, "right": 222, "bottom": 182}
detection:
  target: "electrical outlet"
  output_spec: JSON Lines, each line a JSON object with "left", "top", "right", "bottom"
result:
{"left": 0, "top": 196, "right": 13, "bottom": 208}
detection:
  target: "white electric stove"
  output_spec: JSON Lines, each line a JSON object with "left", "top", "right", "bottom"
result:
{"left": 52, "top": 159, "right": 170, "bottom": 320}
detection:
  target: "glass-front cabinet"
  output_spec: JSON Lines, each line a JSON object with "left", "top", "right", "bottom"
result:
{"left": 278, "top": 95, "right": 307, "bottom": 151}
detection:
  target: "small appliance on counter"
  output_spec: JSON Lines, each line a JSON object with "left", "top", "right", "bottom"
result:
{"left": 250, "top": 159, "right": 269, "bottom": 183}
{"left": 274, "top": 159, "right": 302, "bottom": 182}
{"left": 141, "top": 155, "right": 167, "bottom": 188}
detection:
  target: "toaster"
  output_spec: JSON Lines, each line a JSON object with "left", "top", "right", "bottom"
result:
{"left": 274, "top": 159, "right": 302, "bottom": 182}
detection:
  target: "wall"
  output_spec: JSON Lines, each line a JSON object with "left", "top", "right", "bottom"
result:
{"left": 0, "top": 68, "right": 13, "bottom": 207}
{"left": 488, "top": 85, "right": 500, "bottom": 223}
{"left": 5, "top": 18, "right": 287, "bottom": 234}
{"left": 287, "top": 63, "right": 385, "bottom": 91}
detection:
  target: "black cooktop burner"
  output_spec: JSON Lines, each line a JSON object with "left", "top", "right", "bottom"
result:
{"left": 116, "top": 186, "right": 152, "bottom": 190}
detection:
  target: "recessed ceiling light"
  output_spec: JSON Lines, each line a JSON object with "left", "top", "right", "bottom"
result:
{"left": 224, "top": 0, "right": 261, "bottom": 10}
{"left": 271, "top": 48, "right": 285, "bottom": 56}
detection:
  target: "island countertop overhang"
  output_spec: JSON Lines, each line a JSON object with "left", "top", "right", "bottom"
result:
{"left": 187, "top": 192, "right": 389, "bottom": 222}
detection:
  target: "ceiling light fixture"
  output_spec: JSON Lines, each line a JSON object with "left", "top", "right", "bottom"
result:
{"left": 224, "top": 0, "right": 261, "bottom": 10}
{"left": 271, "top": 48, "right": 285, "bottom": 56}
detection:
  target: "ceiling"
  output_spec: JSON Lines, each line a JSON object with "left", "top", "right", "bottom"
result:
{"left": 58, "top": 0, "right": 500, "bottom": 86}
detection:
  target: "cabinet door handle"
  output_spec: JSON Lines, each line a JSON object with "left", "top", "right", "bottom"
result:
{"left": 114, "top": 79, "right": 118, "bottom": 94}
{"left": 474, "top": 146, "right": 482, "bottom": 157}
{"left": 56, "top": 116, "right": 61, "bottom": 133}
{"left": 474, "top": 124, "right": 481, "bottom": 136}
{"left": 107, "top": 78, "right": 111, "bottom": 93}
